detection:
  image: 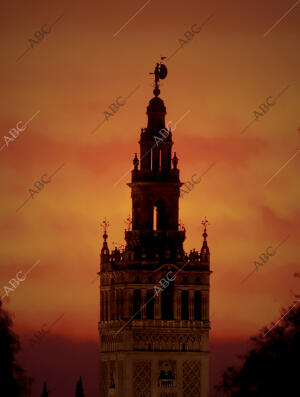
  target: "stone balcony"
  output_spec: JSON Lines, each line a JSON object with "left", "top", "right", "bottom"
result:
{"left": 158, "top": 379, "right": 176, "bottom": 388}
{"left": 99, "top": 318, "right": 210, "bottom": 330}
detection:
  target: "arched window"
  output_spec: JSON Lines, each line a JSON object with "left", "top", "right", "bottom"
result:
{"left": 159, "top": 149, "right": 162, "bottom": 171}
{"left": 194, "top": 290, "right": 202, "bottom": 320}
{"left": 133, "top": 289, "right": 141, "bottom": 319}
{"left": 181, "top": 290, "right": 189, "bottom": 320}
{"left": 153, "top": 206, "right": 158, "bottom": 231}
{"left": 161, "top": 282, "right": 174, "bottom": 320}
{"left": 146, "top": 290, "right": 154, "bottom": 319}
{"left": 153, "top": 200, "right": 166, "bottom": 230}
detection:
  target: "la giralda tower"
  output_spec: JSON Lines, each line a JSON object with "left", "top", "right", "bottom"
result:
{"left": 98, "top": 62, "right": 211, "bottom": 397}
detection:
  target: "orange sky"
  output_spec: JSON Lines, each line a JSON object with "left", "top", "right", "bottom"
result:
{"left": 0, "top": 0, "right": 299, "bottom": 393}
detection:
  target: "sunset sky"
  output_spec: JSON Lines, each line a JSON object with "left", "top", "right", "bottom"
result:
{"left": 0, "top": 0, "right": 299, "bottom": 395}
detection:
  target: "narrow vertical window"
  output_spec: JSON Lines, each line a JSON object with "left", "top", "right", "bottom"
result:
{"left": 194, "top": 290, "right": 202, "bottom": 320}
{"left": 133, "top": 289, "right": 141, "bottom": 319}
{"left": 146, "top": 290, "right": 154, "bottom": 319}
{"left": 119, "top": 290, "right": 123, "bottom": 319}
{"left": 181, "top": 290, "right": 189, "bottom": 320}
{"left": 100, "top": 292, "right": 104, "bottom": 321}
{"left": 111, "top": 291, "right": 115, "bottom": 320}
{"left": 153, "top": 206, "right": 158, "bottom": 231}
{"left": 161, "top": 282, "right": 174, "bottom": 320}
{"left": 159, "top": 149, "right": 162, "bottom": 170}
{"left": 116, "top": 290, "right": 119, "bottom": 319}
{"left": 105, "top": 292, "right": 108, "bottom": 321}
{"left": 149, "top": 147, "right": 152, "bottom": 170}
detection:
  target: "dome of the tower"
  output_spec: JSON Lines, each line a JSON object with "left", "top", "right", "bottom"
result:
{"left": 147, "top": 96, "right": 166, "bottom": 114}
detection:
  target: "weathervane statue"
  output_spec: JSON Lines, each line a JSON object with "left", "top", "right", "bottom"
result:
{"left": 150, "top": 57, "right": 168, "bottom": 96}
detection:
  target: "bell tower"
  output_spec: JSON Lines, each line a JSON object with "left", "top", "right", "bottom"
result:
{"left": 98, "top": 62, "right": 211, "bottom": 397}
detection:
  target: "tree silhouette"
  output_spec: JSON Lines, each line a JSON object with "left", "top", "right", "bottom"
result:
{"left": 75, "top": 376, "right": 85, "bottom": 397}
{"left": 215, "top": 301, "right": 300, "bottom": 396}
{"left": 0, "top": 300, "right": 32, "bottom": 396}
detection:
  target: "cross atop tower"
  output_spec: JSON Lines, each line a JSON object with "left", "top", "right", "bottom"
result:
{"left": 101, "top": 218, "right": 110, "bottom": 242}
{"left": 201, "top": 217, "right": 210, "bottom": 233}
{"left": 101, "top": 218, "right": 110, "bottom": 234}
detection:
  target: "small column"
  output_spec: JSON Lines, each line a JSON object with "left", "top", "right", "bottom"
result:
{"left": 174, "top": 290, "right": 177, "bottom": 320}
{"left": 175, "top": 290, "right": 181, "bottom": 320}
{"left": 154, "top": 290, "right": 161, "bottom": 319}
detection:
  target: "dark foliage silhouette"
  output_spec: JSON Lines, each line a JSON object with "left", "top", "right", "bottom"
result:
{"left": 0, "top": 300, "right": 32, "bottom": 396}
{"left": 215, "top": 301, "right": 300, "bottom": 396}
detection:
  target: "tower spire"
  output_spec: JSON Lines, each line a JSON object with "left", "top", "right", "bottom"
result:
{"left": 100, "top": 218, "right": 110, "bottom": 265}
{"left": 200, "top": 217, "right": 210, "bottom": 262}
{"left": 41, "top": 382, "right": 48, "bottom": 397}
{"left": 99, "top": 63, "right": 211, "bottom": 397}
{"left": 201, "top": 217, "right": 209, "bottom": 236}
{"left": 101, "top": 217, "right": 110, "bottom": 241}
{"left": 75, "top": 376, "right": 85, "bottom": 397}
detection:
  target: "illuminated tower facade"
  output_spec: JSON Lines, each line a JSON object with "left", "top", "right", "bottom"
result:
{"left": 98, "top": 63, "right": 211, "bottom": 397}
